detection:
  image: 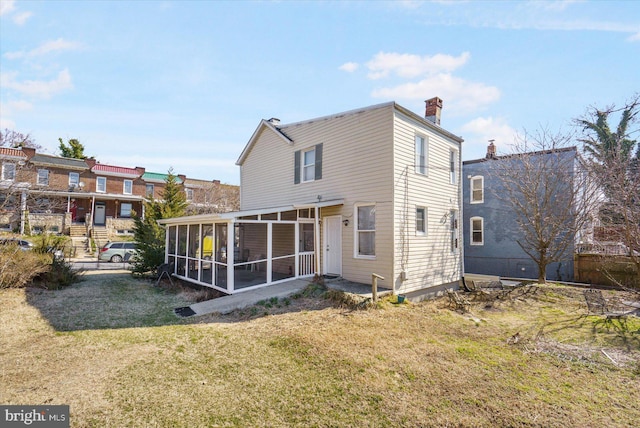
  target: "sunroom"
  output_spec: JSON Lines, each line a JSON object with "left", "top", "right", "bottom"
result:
{"left": 157, "top": 200, "right": 343, "bottom": 294}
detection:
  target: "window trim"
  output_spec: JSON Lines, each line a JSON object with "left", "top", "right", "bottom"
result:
{"left": 302, "top": 146, "right": 316, "bottom": 183}
{"left": 1, "top": 163, "right": 16, "bottom": 181}
{"left": 146, "top": 183, "right": 154, "bottom": 198}
{"left": 123, "top": 179, "right": 133, "bottom": 195}
{"left": 415, "top": 134, "right": 428, "bottom": 175}
{"left": 354, "top": 202, "right": 376, "bottom": 259}
{"left": 416, "top": 206, "right": 427, "bottom": 236}
{"left": 449, "top": 150, "right": 457, "bottom": 185}
{"left": 96, "top": 176, "right": 107, "bottom": 193}
{"left": 37, "top": 169, "right": 49, "bottom": 186}
{"left": 120, "top": 202, "right": 132, "bottom": 218}
{"left": 185, "top": 188, "right": 194, "bottom": 201}
{"left": 470, "top": 216, "right": 484, "bottom": 246}
{"left": 470, "top": 176, "right": 484, "bottom": 204}
{"left": 69, "top": 172, "right": 80, "bottom": 187}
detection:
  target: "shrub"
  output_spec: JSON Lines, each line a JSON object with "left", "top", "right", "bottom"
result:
{"left": 0, "top": 245, "right": 50, "bottom": 289}
{"left": 33, "top": 257, "right": 82, "bottom": 290}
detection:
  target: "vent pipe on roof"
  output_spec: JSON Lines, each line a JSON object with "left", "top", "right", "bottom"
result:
{"left": 425, "top": 97, "right": 443, "bottom": 125}
{"left": 268, "top": 118, "right": 280, "bottom": 126}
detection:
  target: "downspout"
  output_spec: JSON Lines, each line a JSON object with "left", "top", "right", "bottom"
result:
{"left": 459, "top": 146, "right": 465, "bottom": 287}
{"left": 314, "top": 206, "right": 321, "bottom": 276}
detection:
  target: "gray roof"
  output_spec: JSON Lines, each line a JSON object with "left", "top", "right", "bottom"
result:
{"left": 29, "top": 154, "right": 88, "bottom": 170}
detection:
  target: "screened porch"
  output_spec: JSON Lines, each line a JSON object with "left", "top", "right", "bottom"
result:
{"left": 160, "top": 201, "right": 342, "bottom": 294}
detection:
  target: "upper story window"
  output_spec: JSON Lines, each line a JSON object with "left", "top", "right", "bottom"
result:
{"left": 294, "top": 143, "right": 323, "bottom": 184}
{"left": 415, "top": 135, "right": 428, "bottom": 175}
{"left": 471, "top": 176, "right": 484, "bottom": 204}
{"left": 450, "top": 150, "right": 457, "bottom": 185}
{"left": 123, "top": 179, "right": 133, "bottom": 195}
{"left": 416, "top": 207, "right": 427, "bottom": 236}
{"left": 146, "top": 183, "right": 154, "bottom": 198}
{"left": 303, "top": 148, "right": 316, "bottom": 182}
{"left": 37, "top": 169, "right": 49, "bottom": 186}
{"left": 1, "top": 163, "right": 16, "bottom": 181}
{"left": 185, "top": 188, "right": 193, "bottom": 201}
{"left": 355, "top": 203, "right": 375, "bottom": 258}
{"left": 471, "top": 217, "right": 484, "bottom": 245}
{"left": 69, "top": 172, "right": 80, "bottom": 187}
{"left": 96, "top": 176, "right": 106, "bottom": 193}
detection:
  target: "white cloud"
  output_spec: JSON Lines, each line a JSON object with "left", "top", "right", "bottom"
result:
{"left": 4, "top": 38, "right": 83, "bottom": 59}
{"left": 1, "top": 69, "right": 73, "bottom": 99}
{"left": 12, "top": 11, "right": 31, "bottom": 25}
{"left": 372, "top": 73, "right": 500, "bottom": 114}
{"left": 0, "top": 0, "right": 16, "bottom": 16}
{"left": 459, "top": 116, "right": 517, "bottom": 159}
{"left": 366, "top": 51, "right": 470, "bottom": 80}
{"left": 339, "top": 62, "right": 359, "bottom": 73}
{"left": 628, "top": 31, "right": 640, "bottom": 42}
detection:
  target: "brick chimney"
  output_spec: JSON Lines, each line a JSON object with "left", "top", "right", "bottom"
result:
{"left": 85, "top": 157, "right": 97, "bottom": 168}
{"left": 425, "top": 97, "right": 443, "bottom": 125}
{"left": 21, "top": 147, "right": 36, "bottom": 159}
{"left": 486, "top": 141, "right": 496, "bottom": 159}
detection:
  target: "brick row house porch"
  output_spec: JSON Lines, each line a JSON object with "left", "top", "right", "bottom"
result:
{"left": 1, "top": 147, "right": 234, "bottom": 240}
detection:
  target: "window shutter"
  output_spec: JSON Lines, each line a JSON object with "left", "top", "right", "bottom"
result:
{"left": 294, "top": 150, "right": 301, "bottom": 184}
{"left": 315, "top": 143, "right": 323, "bottom": 180}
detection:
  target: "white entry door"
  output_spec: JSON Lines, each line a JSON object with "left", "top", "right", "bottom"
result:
{"left": 94, "top": 203, "right": 106, "bottom": 226}
{"left": 323, "top": 216, "right": 342, "bottom": 276}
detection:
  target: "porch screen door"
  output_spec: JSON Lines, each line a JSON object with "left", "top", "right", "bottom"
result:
{"left": 323, "top": 216, "right": 342, "bottom": 276}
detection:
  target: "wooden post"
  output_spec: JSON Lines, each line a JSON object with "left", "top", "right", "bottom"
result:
{"left": 372, "top": 273, "right": 384, "bottom": 302}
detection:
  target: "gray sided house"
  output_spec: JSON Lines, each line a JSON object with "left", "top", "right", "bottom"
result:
{"left": 160, "top": 99, "right": 465, "bottom": 297}
{"left": 463, "top": 145, "right": 578, "bottom": 282}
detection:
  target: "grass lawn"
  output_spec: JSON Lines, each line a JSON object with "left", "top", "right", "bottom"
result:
{"left": 1, "top": 271, "right": 639, "bottom": 427}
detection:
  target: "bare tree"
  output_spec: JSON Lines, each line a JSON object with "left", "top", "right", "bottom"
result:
{"left": 490, "top": 129, "right": 599, "bottom": 284}
{"left": 577, "top": 96, "right": 640, "bottom": 289}
{"left": 186, "top": 183, "right": 239, "bottom": 215}
{"left": 0, "top": 129, "right": 41, "bottom": 150}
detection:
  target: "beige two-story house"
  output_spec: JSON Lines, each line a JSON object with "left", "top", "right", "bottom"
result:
{"left": 160, "top": 98, "right": 464, "bottom": 297}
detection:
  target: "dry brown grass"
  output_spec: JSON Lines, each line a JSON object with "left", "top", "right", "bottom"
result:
{"left": 1, "top": 274, "right": 639, "bottom": 427}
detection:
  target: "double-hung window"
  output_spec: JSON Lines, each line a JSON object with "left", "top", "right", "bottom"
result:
{"left": 96, "top": 176, "right": 106, "bottom": 193}
{"left": 415, "top": 135, "right": 427, "bottom": 175}
{"left": 416, "top": 207, "right": 427, "bottom": 235}
{"left": 1, "top": 163, "right": 16, "bottom": 181}
{"left": 185, "top": 188, "right": 193, "bottom": 201}
{"left": 471, "top": 217, "right": 484, "bottom": 245}
{"left": 303, "top": 148, "right": 316, "bottom": 182}
{"left": 120, "top": 203, "right": 132, "bottom": 218}
{"left": 37, "top": 169, "right": 49, "bottom": 186}
{"left": 294, "top": 144, "right": 323, "bottom": 184}
{"left": 69, "top": 172, "right": 80, "bottom": 187}
{"left": 450, "top": 150, "right": 457, "bottom": 184}
{"left": 123, "top": 179, "right": 133, "bottom": 195}
{"left": 356, "top": 203, "right": 375, "bottom": 258}
{"left": 471, "top": 176, "right": 484, "bottom": 203}
{"left": 146, "top": 183, "right": 154, "bottom": 198}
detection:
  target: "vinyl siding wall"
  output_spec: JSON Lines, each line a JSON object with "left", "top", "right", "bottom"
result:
{"left": 392, "top": 111, "right": 462, "bottom": 293}
{"left": 240, "top": 105, "right": 397, "bottom": 287}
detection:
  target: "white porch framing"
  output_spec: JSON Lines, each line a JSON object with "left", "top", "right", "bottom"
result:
{"left": 158, "top": 199, "right": 343, "bottom": 294}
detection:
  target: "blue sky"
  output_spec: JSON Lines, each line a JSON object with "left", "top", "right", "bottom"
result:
{"left": 1, "top": 0, "right": 638, "bottom": 185}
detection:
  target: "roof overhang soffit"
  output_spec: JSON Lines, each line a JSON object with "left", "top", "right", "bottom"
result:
{"left": 236, "top": 119, "right": 293, "bottom": 166}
